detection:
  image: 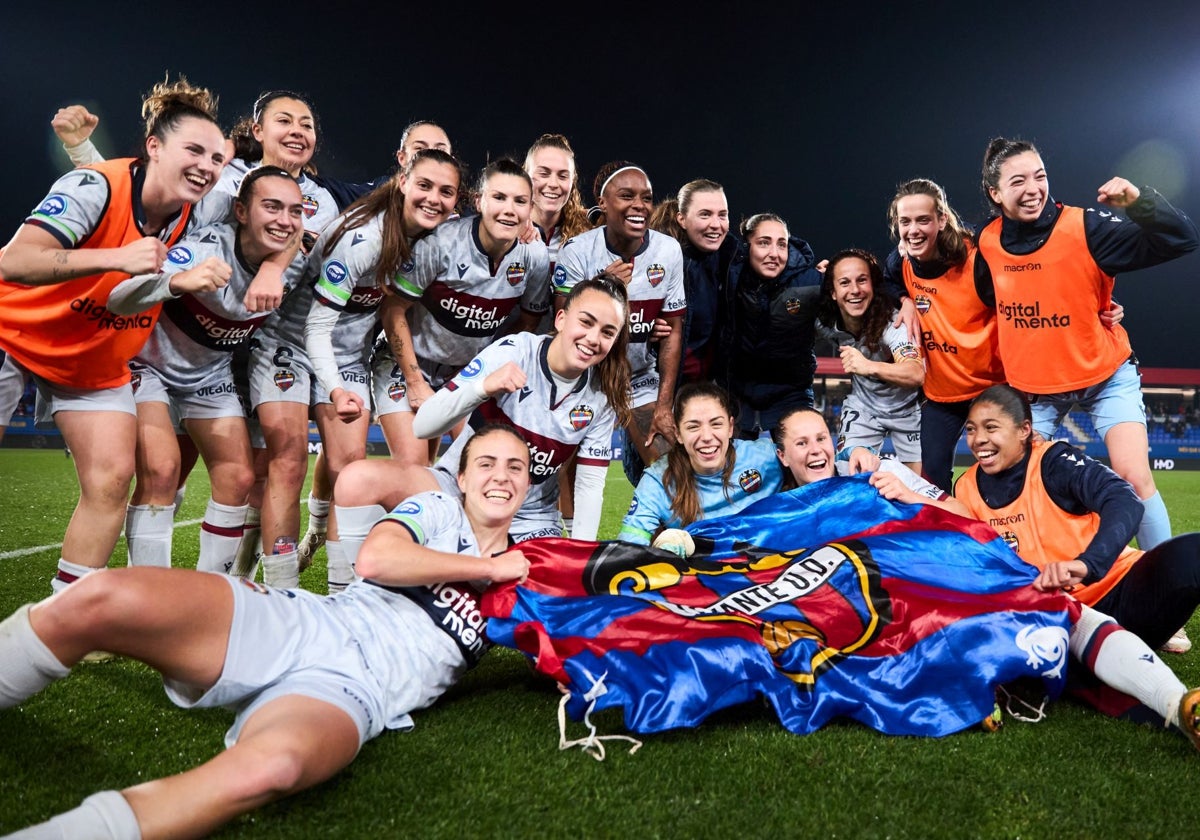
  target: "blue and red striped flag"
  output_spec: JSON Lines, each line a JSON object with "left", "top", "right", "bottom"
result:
{"left": 482, "top": 476, "right": 1079, "bottom": 737}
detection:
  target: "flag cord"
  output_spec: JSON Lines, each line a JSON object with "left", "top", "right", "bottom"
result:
{"left": 556, "top": 673, "right": 643, "bottom": 761}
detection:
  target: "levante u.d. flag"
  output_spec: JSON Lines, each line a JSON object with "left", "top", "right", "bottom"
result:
{"left": 482, "top": 476, "right": 1080, "bottom": 737}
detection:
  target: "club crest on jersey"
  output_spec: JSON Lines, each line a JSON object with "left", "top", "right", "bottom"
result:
{"left": 1001, "top": 530, "right": 1019, "bottom": 553}
{"left": 302, "top": 195, "right": 319, "bottom": 218}
{"left": 166, "top": 246, "right": 194, "bottom": 267}
{"left": 395, "top": 500, "right": 423, "bottom": 516}
{"left": 506, "top": 263, "right": 526, "bottom": 287}
{"left": 324, "top": 260, "right": 348, "bottom": 285}
{"left": 569, "top": 405, "right": 594, "bottom": 430}
{"left": 273, "top": 370, "right": 296, "bottom": 391}
{"left": 785, "top": 298, "right": 802, "bottom": 315}
{"left": 130, "top": 372, "right": 141, "bottom": 393}
{"left": 738, "top": 469, "right": 763, "bottom": 493}
{"left": 388, "top": 381, "right": 407, "bottom": 402}
{"left": 460, "top": 358, "right": 483, "bottom": 379}
{"left": 36, "top": 194, "right": 68, "bottom": 216}
{"left": 646, "top": 264, "right": 666, "bottom": 287}
{"left": 915, "top": 294, "right": 932, "bottom": 315}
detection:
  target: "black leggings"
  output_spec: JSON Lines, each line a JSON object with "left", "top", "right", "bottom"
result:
{"left": 1092, "top": 533, "right": 1200, "bottom": 648}
{"left": 920, "top": 398, "right": 973, "bottom": 494}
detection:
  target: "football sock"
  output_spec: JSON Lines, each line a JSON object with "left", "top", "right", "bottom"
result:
{"left": 305, "top": 494, "right": 330, "bottom": 533}
{"left": 51, "top": 559, "right": 98, "bottom": 594}
{"left": 261, "top": 548, "right": 300, "bottom": 589}
{"left": 9, "top": 790, "right": 142, "bottom": 839}
{"left": 0, "top": 604, "right": 70, "bottom": 709}
{"left": 325, "top": 541, "right": 354, "bottom": 594}
{"left": 1070, "top": 604, "right": 1184, "bottom": 726}
{"left": 197, "top": 499, "right": 247, "bottom": 575}
{"left": 1136, "top": 491, "right": 1171, "bottom": 550}
{"left": 232, "top": 507, "right": 262, "bottom": 579}
{"left": 334, "top": 504, "right": 386, "bottom": 577}
{"left": 124, "top": 504, "right": 175, "bottom": 568}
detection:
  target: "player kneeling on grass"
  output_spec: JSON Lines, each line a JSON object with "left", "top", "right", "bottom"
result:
{"left": 0, "top": 424, "right": 531, "bottom": 840}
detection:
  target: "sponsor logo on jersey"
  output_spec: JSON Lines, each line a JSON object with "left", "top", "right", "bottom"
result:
{"left": 457, "top": 262, "right": 470, "bottom": 279}
{"left": 915, "top": 294, "right": 932, "bottom": 314}
{"left": 36, "top": 194, "right": 68, "bottom": 216}
{"left": 460, "top": 358, "right": 483, "bottom": 378}
{"left": 738, "top": 469, "right": 763, "bottom": 493}
{"left": 625, "top": 496, "right": 638, "bottom": 516}
{"left": 401, "top": 258, "right": 415, "bottom": 273}
{"left": 340, "top": 369, "right": 369, "bottom": 385}
{"left": 346, "top": 286, "right": 385, "bottom": 312}
{"left": 1001, "top": 262, "right": 1041, "bottom": 272}
{"left": 273, "top": 370, "right": 296, "bottom": 391}
{"left": 921, "top": 330, "right": 959, "bottom": 354}
{"left": 395, "top": 500, "right": 423, "bottom": 516}
{"left": 911, "top": 281, "right": 938, "bottom": 296}
{"left": 195, "top": 381, "right": 238, "bottom": 398}
{"left": 506, "top": 263, "right": 526, "bottom": 287}
{"left": 388, "top": 381, "right": 407, "bottom": 402}
{"left": 166, "top": 246, "right": 194, "bottom": 266}
{"left": 68, "top": 297, "right": 153, "bottom": 331}
{"left": 552, "top": 265, "right": 567, "bottom": 287}
{"left": 646, "top": 264, "right": 666, "bottom": 287}
{"left": 302, "top": 195, "right": 319, "bottom": 219}
{"left": 896, "top": 344, "right": 921, "bottom": 361}
{"left": 998, "top": 299, "right": 1070, "bottom": 329}
{"left": 784, "top": 297, "right": 802, "bottom": 315}
{"left": 569, "top": 405, "right": 594, "bottom": 430}
{"left": 199, "top": 231, "right": 219, "bottom": 244}
{"left": 324, "top": 260, "right": 348, "bottom": 285}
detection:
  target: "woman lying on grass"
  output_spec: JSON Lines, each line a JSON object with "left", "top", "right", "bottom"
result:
{"left": 0, "top": 424, "right": 531, "bottom": 839}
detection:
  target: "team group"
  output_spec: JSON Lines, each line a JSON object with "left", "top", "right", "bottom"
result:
{"left": 2, "top": 75, "right": 1200, "bottom": 837}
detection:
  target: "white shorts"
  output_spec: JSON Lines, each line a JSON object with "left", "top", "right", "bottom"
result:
{"left": 164, "top": 576, "right": 464, "bottom": 749}
{"left": 371, "top": 345, "right": 460, "bottom": 418}
{"left": 248, "top": 341, "right": 371, "bottom": 409}
{"left": 0, "top": 350, "right": 29, "bottom": 425}
{"left": 630, "top": 369, "right": 661, "bottom": 410}
{"left": 837, "top": 395, "right": 923, "bottom": 463}
{"left": 131, "top": 363, "right": 246, "bottom": 421}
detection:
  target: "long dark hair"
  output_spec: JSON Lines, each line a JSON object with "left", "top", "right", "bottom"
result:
{"left": 662, "top": 382, "right": 739, "bottom": 527}
{"left": 557, "top": 274, "right": 633, "bottom": 429}
{"left": 981, "top": 137, "right": 1041, "bottom": 216}
{"left": 969, "top": 385, "right": 1034, "bottom": 455}
{"left": 887, "top": 178, "right": 972, "bottom": 267}
{"left": 321, "top": 148, "right": 463, "bottom": 287}
{"left": 817, "top": 248, "right": 896, "bottom": 354}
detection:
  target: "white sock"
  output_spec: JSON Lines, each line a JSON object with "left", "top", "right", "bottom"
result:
{"left": 1070, "top": 604, "right": 1185, "bottom": 725}
{"left": 172, "top": 484, "right": 187, "bottom": 518}
{"left": 261, "top": 548, "right": 300, "bottom": 589}
{"left": 325, "top": 540, "right": 354, "bottom": 594}
{"left": 0, "top": 604, "right": 71, "bottom": 709}
{"left": 51, "top": 559, "right": 99, "bottom": 594}
{"left": 1137, "top": 491, "right": 1172, "bottom": 550}
{"left": 305, "top": 494, "right": 330, "bottom": 534}
{"left": 9, "top": 790, "right": 142, "bottom": 839}
{"left": 124, "top": 504, "right": 175, "bottom": 568}
{"left": 232, "top": 507, "right": 262, "bottom": 579}
{"left": 197, "top": 498, "right": 248, "bottom": 575}
{"left": 334, "top": 504, "right": 386, "bottom": 577}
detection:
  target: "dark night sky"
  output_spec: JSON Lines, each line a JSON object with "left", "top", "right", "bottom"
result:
{"left": 4, "top": 3, "right": 1199, "bottom": 366}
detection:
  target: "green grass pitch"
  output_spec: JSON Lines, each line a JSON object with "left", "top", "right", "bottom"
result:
{"left": 1, "top": 449, "right": 1199, "bottom": 838}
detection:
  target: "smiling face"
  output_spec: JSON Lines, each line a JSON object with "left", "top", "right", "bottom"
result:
{"left": 599, "top": 169, "right": 653, "bottom": 244}
{"left": 677, "top": 395, "right": 734, "bottom": 476}
{"left": 775, "top": 410, "right": 836, "bottom": 486}
{"left": 252, "top": 97, "right": 315, "bottom": 175}
{"left": 396, "top": 123, "right": 451, "bottom": 167}
{"left": 747, "top": 219, "right": 789, "bottom": 279}
{"left": 145, "top": 115, "right": 227, "bottom": 210}
{"left": 398, "top": 159, "right": 461, "bottom": 237}
{"left": 893, "top": 193, "right": 946, "bottom": 262}
{"left": 678, "top": 189, "right": 729, "bottom": 253}
{"left": 234, "top": 174, "right": 304, "bottom": 263}
{"left": 528, "top": 146, "right": 574, "bottom": 220}
{"left": 476, "top": 172, "right": 532, "bottom": 253}
{"left": 457, "top": 428, "right": 531, "bottom": 527}
{"left": 965, "top": 400, "right": 1032, "bottom": 474}
{"left": 829, "top": 256, "right": 874, "bottom": 325}
{"left": 989, "top": 150, "right": 1049, "bottom": 223}
{"left": 550, "top": 287, "right": 625, "bottom": 376}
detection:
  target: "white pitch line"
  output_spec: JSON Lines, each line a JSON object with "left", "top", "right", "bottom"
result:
{"left": 0, "top": 518, "right": 204, "bottom": 560}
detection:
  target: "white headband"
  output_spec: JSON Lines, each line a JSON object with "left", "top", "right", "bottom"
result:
{"left": 599, "top": 165, "right": 649, "bottom": 198}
